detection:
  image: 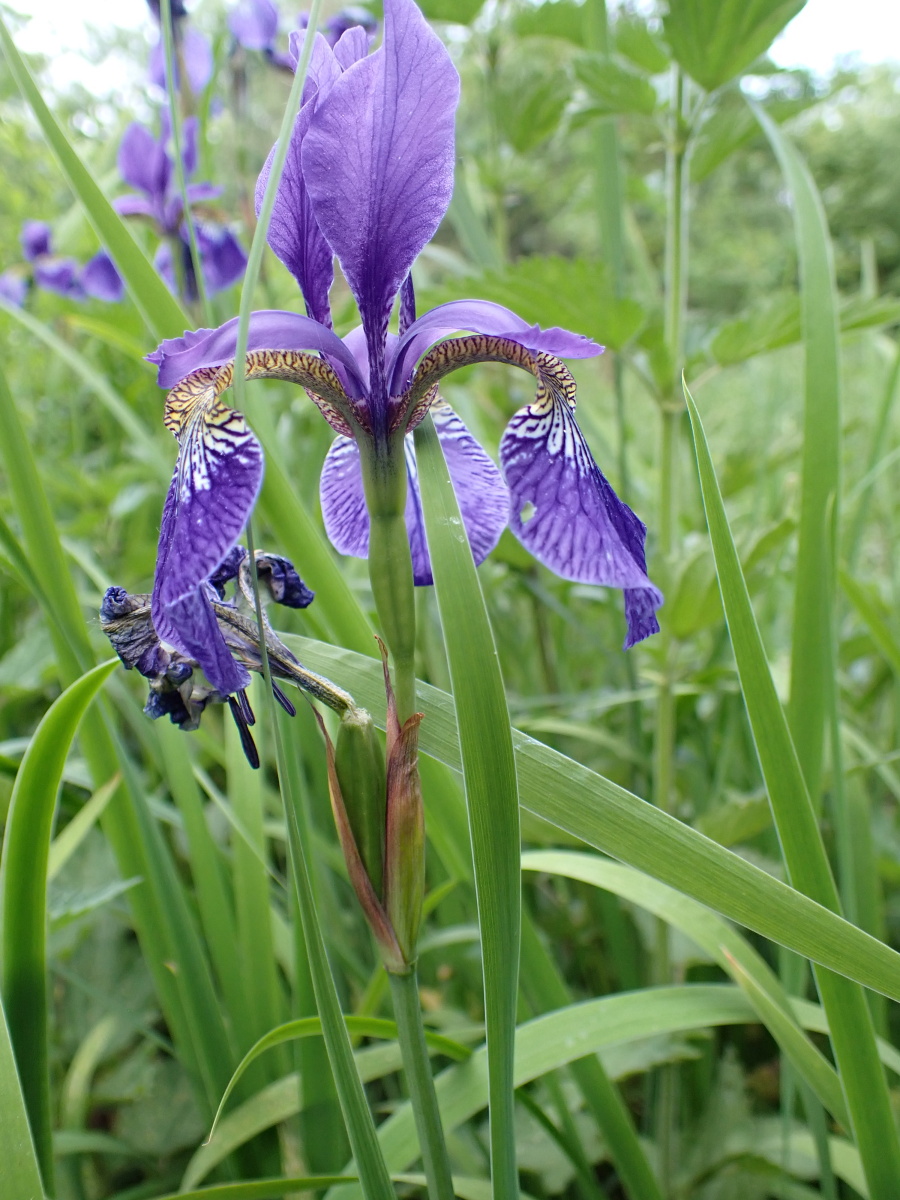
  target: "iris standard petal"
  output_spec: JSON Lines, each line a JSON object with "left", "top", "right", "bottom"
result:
{"left": 256, "top": 33, "right": 340, "bottom": 327}
{"left": 118, "top": 122, "right": 169, "bottom": 199}
{"left": 301, "top": 0, "right": 459, "bottom": 394}
{"left": 499, "top": 359, "right": 661, "bottom": 648}
{"left": 20, "top": 220, "right": 52, "bottom": 262}
{"left": 332, "top": 24, "right": 371, "bottom": 68}
{"left": 390, "top": 298, "right": 603, "bottom": 395}
{"left": 229, "top": 0, "right": 279, "bottom": 50}
{"left": 320, "top": 402, "right": 509, "bottom": 585}
{"left": 148, "top": 310, "right": 366, "bottom": 393}
{"left": 79, "top": 251, "right": 125, "bottom": 302}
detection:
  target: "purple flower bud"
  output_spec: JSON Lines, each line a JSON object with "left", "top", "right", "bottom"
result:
{"left": 20, "top": 221, "right": 52, "bottom": 262}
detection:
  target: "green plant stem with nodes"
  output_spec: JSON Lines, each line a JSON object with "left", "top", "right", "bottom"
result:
{"left": 160, "top": 0, "right": 211, "bottom": 321}
{"left": 653, "top": 64, "right": 691, "bottom": 1199}
{"left": 388, "top": 969, "right": 456, "bottom": 1200}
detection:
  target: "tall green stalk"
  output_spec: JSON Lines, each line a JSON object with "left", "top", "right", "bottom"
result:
{"left": 388, "top": 970, "right": 456, "bottom": 1200}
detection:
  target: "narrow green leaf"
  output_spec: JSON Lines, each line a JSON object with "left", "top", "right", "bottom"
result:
{"left": 522, "top": 850, "right": 848, "bottom": 1127}
{"left": 0, "top": 15, "right": 189, "bottom": 342}
{"left": 0, "top": 659, "right": 118, "bottom": 1191}
{"left": 415, "top": 414, "right": 521, "bottom": 1199}
{"left": 0, "top": 299, "right": 169, "bottom": 477}
{"left": 685, "top": 379, "right": 900, "bottom": 1198}
{"left": 288, "top": 635, "right": 900, "bottom": 1006}
{"left": 328, "top": 984, "right": 817, "bottom": 1193}
{"left": 47, "top": 773, "right": 120, "bottom": 882}
{"left": 160, "top": 1177, "right": 356, "bottom": 1200}
{"left": 752, "top": 100, "right": 840, "bottom": 807}
{"left": 0, "top": 992, "right": 44, "bottom": 1200}
{"left": 212, "top": 1016, "right": 474, "bottom": 1142}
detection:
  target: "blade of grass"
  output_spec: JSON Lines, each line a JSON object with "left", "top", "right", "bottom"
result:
{"left": 0, "top": 15, "right": 189, "bottom": 343}
{"left": 288, "top": 634, "right": 900, "bottom": 1004}
{"left": 414, "top": 414, "right": 521, "bottom": 1199}
{"left": 521, "top": 850, "right": 849, "bottom": 1127}
{"left": 0, "top": 362, "right": 240, "bottom": 1128}
{"left": 686, "top": 378, "right": 900, "bottom": 1199}
{"left": 0, "top": 298, "right": 168, "bottom": 476}
{"left": 0, "top": 658, "right": 118, "bottom": 1191}
{"left": 519, "top": 915, "right": 663, "bottom": 1200}
{"left": 752, "top": 101, "right": 839, "bottom": 809}
{"left": 0, "top": 990, "right": 44, "bottom": 1200}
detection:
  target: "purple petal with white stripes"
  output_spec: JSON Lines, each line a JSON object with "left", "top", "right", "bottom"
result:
{"left": 500, "top": 391, "right": 661, "bottom": 647}
{"left": 151, "top": 384, "right": 264, "bottom": 695}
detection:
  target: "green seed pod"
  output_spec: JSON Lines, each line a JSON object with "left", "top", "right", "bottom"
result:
{"left": 335, "top": 706, "right": 387, "bottom": 896}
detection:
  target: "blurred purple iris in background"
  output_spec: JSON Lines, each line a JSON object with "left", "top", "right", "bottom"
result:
{"left": 115, "top": 118, "right": 247, "bottom": 301}
{"left": 228, "top": 0, "right": 293, "bottom": 69}
{"left": 0, "top": 220, "right": 123, "bottom": 307}
{"left": 146, "top": 0, "right": 661, "bottom": 704}
{"left": 146, "top": 0, "right": 213, "bottom": 95}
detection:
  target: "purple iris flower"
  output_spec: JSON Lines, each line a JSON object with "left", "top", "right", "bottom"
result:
{"left": 0, "top": 270, "right": 27, "bottom": 307}
{"left": 115, "top": 118, "right": 247, "bottom": 299}
{"left": 298, "top": 6, "right": 378, "bottom": 48}
{"left": 21, "top": 221, "right": 53, "bottom": 262}
{"left": 145, "top": 0, "right": 661, "bottom": 704}
{"left": 5, "top": 221, "right": 123, "bottom": 304}
{"left": 228, "top": 0, "right": 293, "bottom": 67}
{"left": 149, "top": 25, "right": 214, "bottom": 94}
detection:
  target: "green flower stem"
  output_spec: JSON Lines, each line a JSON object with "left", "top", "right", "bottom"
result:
{"left": 654, "top": 65, "right": 690, "bottom": 1200}
{"left": 388, "top": 968, "right": 456, "bottom": 1200}
{"left": 160, "top": 0, "right": 211, "bottom": 322}
{"left": 359, "top": 438, "right": 418, "bottom": 724}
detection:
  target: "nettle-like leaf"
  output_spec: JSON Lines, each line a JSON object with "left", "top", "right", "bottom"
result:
{"left": 513, "top": 0, "right": 587, "bottom": 45}
{"left": 418, "top": 0, "right": 485, "bottom": 23}
{"left": 614, "top": 13, "right": 670, "bottom": 75}
{"left": 709, "top": 292, "right": 900, "bottom": 366}
{"left": 662, "top": 0, "right": 806, "bottom": 91}
{"left": 574, "top": 54, "right": 657, "bottom": 118}
{"left": 421, "top": 258, "right": 644, "bottom": 353}
{"left": 497, "top": 70, "right": 572, "bottom": 153}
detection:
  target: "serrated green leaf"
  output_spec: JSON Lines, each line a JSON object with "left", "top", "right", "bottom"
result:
{"left": 614, "top": 14, "right": 670, "bottom": 74}
{"left": 575, "top": 54, "right": 657, "bottom": 116}
{"left": 662, "top": 0, "right": 806, "bottom": 91}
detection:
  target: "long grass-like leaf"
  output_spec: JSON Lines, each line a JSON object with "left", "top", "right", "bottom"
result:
{"left": 328, "top": 984, "right": 851, "bottom": 1195}
{"left": 686, "top": 379, "right": 900, "bottom": 1198}
{"left": 288, "top": 635, "right": 900, "bottom": 1003}
{"left": 0, "top": 991, "right": 44, "bottom": 1200}
{"left": 414, "top": 414, "right": 521, "bottom": 1199}
{"left": 752, "top": 101, "right": 839, "bottom": 807}
{"left": 0, "top": 658, "right": 118, "bottom": 1191}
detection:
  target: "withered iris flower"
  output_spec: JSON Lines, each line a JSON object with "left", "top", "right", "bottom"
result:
{"left": 146, "top": 0, "right": 661, "bottom": 708}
